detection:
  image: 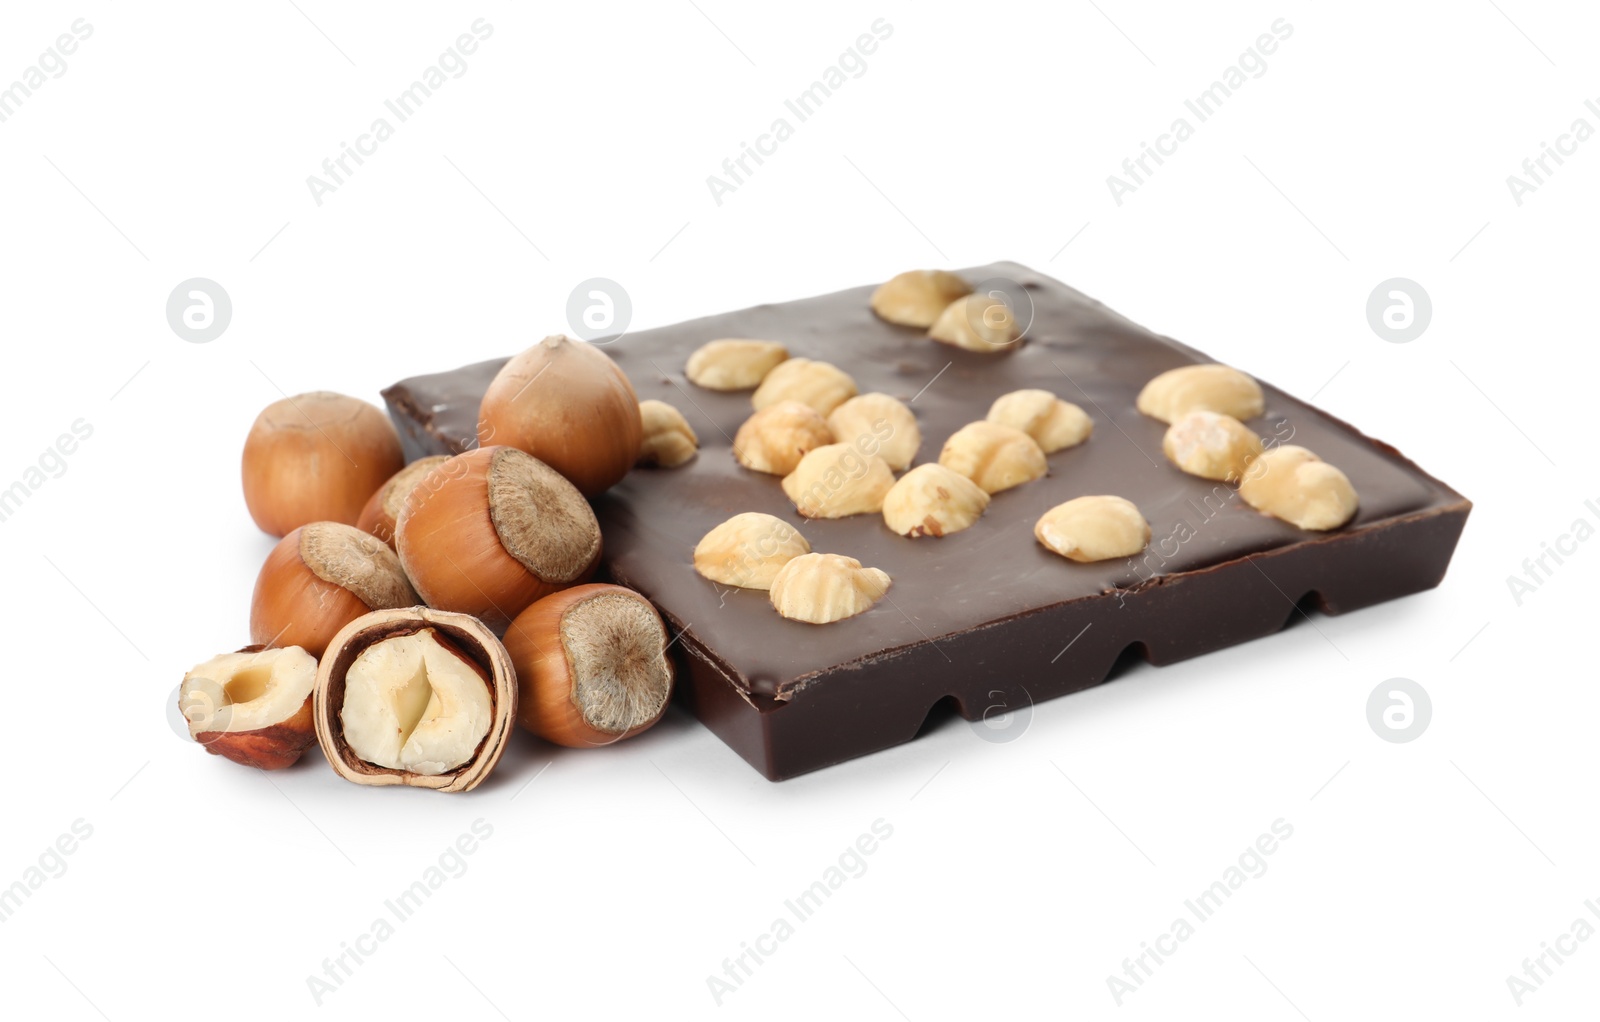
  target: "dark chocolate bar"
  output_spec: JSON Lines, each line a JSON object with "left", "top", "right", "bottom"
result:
{"left": 383, "top": 263, "right": 1470, "bottom": 780}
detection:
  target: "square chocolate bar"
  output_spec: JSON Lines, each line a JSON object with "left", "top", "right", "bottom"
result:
{"left": 383, "top": 263, "right": 1470, "bottom": 780}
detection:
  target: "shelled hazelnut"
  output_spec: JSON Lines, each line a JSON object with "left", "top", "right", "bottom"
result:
{"left": 1035, "top": 496, "right": 1152, "bottom": 563}
{"left": 686, "top": 339, "right": 789, "bottom": 391}
{"left": 781, "top": 443, "right": 895, "bottom": 518}
{"left": 1239, "top": 446, "right": 1358, "bottom": 531}
{"left": 882, "top": 464, "right": 990, "bottom": 538}
{"left": 1136, "top": 364, "right": 1264, "bottom": 424}
{"left": 693, "top": 512, "right": 811, "bottom": 590}
{"left": 751, "top": 358, "right": 858, "bottom": 416}
{"left": 734, "top": 401, "right": 834, "bottom": 476}
{"left": 637, "top": 400, "right": 699, "bottom": 468}
{"left": 769, "top": 553, "right": 891, "bottom": 625}
{"left": 938, "top": 421, "right": 1047, "bottom": 494}
{"left": 826, "top": 393, "right": 920, "bottom": 471}
{"left": 929, "top": 294, "right": 1022, "bottom": 352}
{"left": 986, "top": 389, "right": 1092, "bottom": 453}
{"left": 870, "top": 270, "right": 971, "bottom": 328}
{"left": 1162, "top": 411, "right": 1263, "bottom": 483}
{"left": 179, "top": 645, "right": 319, "bottom": 770}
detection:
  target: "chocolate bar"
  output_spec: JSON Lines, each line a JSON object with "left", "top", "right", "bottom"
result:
{"left": 382, "top": 263, "right": 1470, "bottom": 780}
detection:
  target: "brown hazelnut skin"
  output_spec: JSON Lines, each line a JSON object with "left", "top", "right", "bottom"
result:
{"left": 242, "top": 392, "right": 405, "bottom": 537}
{"left": 355, "top": 455, "right": 450, "bottom": 549}
{"left": 395, "top": 446, "right": 603, "bottom": 632}
{"left": 503, "top": 584, "right": 674, "bottom": 748}
{"left": 476, "top": 335, "right": 643, "bottom": 497}
{"left": 182, "top": 645, "right": 319, "bottom": 770}
{"left": 249, "top": 522, "right": 420, "bottom": 657}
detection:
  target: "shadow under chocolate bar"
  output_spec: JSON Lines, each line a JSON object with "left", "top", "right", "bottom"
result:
{"left": 382, "top": 262, "right": 1471, "bottom": 781}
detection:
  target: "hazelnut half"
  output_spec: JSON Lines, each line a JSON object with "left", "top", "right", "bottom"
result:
{"left": 250, "top": 522, "right": 419, "bottom": 657}
{"left": 938, "top": 421, "right": 1048, "bottom": 494}
{"left": 396, "top": 446, "right": 602, "bottom": 632}
{"left": 1035, "top": 496, "right": 1152, "bottom": 563}
{"left": 686, "top": 339, "right": 789, "bottom": 391}
{"left": 1136, "top": 364, "right": 1265, "bottom": 424}
{"left": 637, "top": 399, "right": 699, "bottom": 468}
{"left": 751, "top": 358, "right": 858, "bottom": 417}
{"left": 241, "top": 392, "right": 404, "bottom": 537}
{"left": 693, "top": 512, "right": 811, "bottom": 590}
{"left": 477, "top": 335, "right": 643, "bottom": 497}
{"left": 179, "top": 645, "right": 319, "bottom": 770}
{"left": 314, "top": 607, "right": 516, "bottom": 792}
{"left": 357, "top": 455, "right": 450, "bottom": 549}
{"left": 1162, "top": 410, "right": 1263, "bottom": 482}
{"left": 734, "top": 401, "right": 835, "bottom": 476}
{"left": 826, "top": 393, "right": 921, "bottom": 471}
{"left": 781, "top": 443, "right": 896, "bottom": 519}
{"left": 882, "top": 464, "right": 991, "bottom": 538}
{"left": 504, "top": 584, "right": 674, "bottom": 747}
{"left": 986, "top": 389, "right": 1093, "bottom": 453}
{"left": 769, "top": 553, "right": 891, "bottom": 625}
{"left": 929, "top": 294, "right": 1023, "bottom": 352}
{"left": 870, "top": 270, "right": 972, "bottom": 328}
{"left": 1238, "top": 445, "right": 1359, "bottom": 531}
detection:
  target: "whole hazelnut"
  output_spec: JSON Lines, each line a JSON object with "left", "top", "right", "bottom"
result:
{"left": 395, "top": 446, "right": 602, "bottom": 631}
{"left": 477, "top": 335, "right": 642, "bottom": 497}
{"left": 356, "top": 456, "right": 450, "bottom": 548}
{"left": 250, "top": 522, "right": 420, "bottom": 657}
{"left": 504, "top": 584, "right": 674, "bottom": 747}
{"left": 241, "top": 392, "right": 405, "bottom": 537}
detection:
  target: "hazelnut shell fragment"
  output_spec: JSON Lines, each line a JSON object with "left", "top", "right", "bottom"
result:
{"left": 314, "top": 607, "right": 517, "bottom": 793}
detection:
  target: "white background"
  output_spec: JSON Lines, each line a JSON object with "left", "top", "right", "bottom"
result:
{"left": 1, "top": 1, "right": 1596, "bottom": 1018}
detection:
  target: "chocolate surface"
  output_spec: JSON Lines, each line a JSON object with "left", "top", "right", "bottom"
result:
{"left": 384, "top": 263, "right": 1470, "bottom": 778}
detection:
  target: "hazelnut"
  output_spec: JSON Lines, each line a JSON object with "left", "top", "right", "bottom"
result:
{"left": 1238, "top": 445, "right": 1359, "bottom": 531}
{"left": 693, "top": 512, "right": 811, "bottom": 590}
{"left": 986, "top": 389, "right": 1093, "bottom": 453}
{"left": 733, "top": 401, "right": 835, "bottom": 476}
{"left": 870, "top": 270, "right": 972, "bottom": 328}
{"left": 928, "top": 294, "right": 1022, "bottom": 352}
{"left": 637, "top": 399, "right": 699, "bottom": 468}
{"left": 1162, "top": 410, "right": 1263, "bottom": 482}
{"left": 179, "top": 645, "right": 319, "bottom": 770}
{"left": 241, "top": 391, "right": 404, "bottom": 537}
{"left": 781, "top": 443, "right": 896, "bottom": 519}
{"left": 1136, "top": 364, "right": 1264, "bottom": 424}
{"left": 504, "top": 584, "right": 674, "bottom": 747}
{"left": 769, "top": 553, "right": 891, "bottom": 624}
{"left": 826, "top": 393, "right": 921, "bottom": 471}
{"left": 356, "top": 456, "right": 450, "bottom": 549}
{"left": 250, "top": 522, "right": 419, "bottom": 657}
{"left": 881, "top": 464, "right": 990, "bottom": 538}
{"left": 686, "top": 339, "right": 789, "bottom": 391}
{"left": 938, "top": 421, "right": 1048, "bottom": 494}
{"left": 477, "top": 335, "right": 642, "bottom": 497}
{"left": 1035, "top": 496, "right": 1152, "bottom": 563}
{"left": 395, "top": 446, "right": 602, "bottom": 631}
{"left": 314, "top": 607, "right": 516, "bottom": 793}
{"left": 751, "top": 357, "right": 859, "bottom": 417}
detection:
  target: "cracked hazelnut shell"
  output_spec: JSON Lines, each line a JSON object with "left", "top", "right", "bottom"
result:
{"left": 314, "top": 607, "right": 517, "bottom": 792}
{"left": 179, "top": 645, "right": 319, "bottom": 770}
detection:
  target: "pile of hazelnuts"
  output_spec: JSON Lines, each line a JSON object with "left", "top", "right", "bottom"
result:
{"left": 178, "top": 336, "right": 677, "bottom": 794}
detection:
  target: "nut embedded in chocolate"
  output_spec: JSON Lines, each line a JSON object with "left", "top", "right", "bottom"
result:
{"left": 882, "top": 463, "right": 990, "bottom": 538}
{"left": 1239, "top": 445, "right": 1358, "bottom": 531}
{"left": 686, "top": 339, "right": 789, "bottom": 391}
{"left": 314, "top": 607, "right": 517, "bottom": 793}
{"left": 986, "top": 389, "right": 1092, "bottom": 453}
{"left": 769, "top": 552, "right": 891, "bottom": 625}
{"left": 694, "top": 512, "right": 811, "bottom": 590}
{"left": 1136, "top": 364, "right": 1264, "bottom": 424}
{"left": 733, "top": 401, "right": 834, "bottom": 476}
{"left": 938, "top": 421, "right": 1047, "bottom": 494}
{"left": 751, "top": 358, "right": 858, "bottom": 416}
{"left": 637, "top": 399, "right": 699, "bottom": 468}
{"left": 1035, "top": 495, "right": 1152, "bottom": 563}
